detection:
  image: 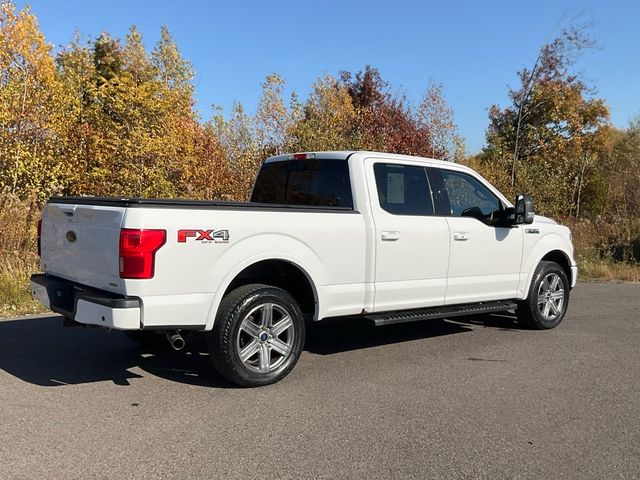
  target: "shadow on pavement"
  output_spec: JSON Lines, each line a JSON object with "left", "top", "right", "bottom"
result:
{"left": 0, "top": 312, "right": 516, "bottom": 388}
{"left": 305, "top": 316, "right": 473, "bottom": 355}
{"left": 0, "top": 315, "right": 232, "bottom": 388}
{"left": 451, "top": 311, "right": 521, "bottom": 331}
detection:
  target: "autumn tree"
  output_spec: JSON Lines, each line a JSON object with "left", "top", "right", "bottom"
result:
{"left": 481, "top": 25, "right": 610, "bottom": 217}
{"left": 417, "top": 82, "right": 465, "bottom": 162}
{"left": 123, "top": 26, "right": 154, "bottom": 84}
{"left": 254, "top": 73, "right": 296, "bottom": 156}
{"left": 583, "top": 118, "right": 640, "bottom": 261}
{"left": 153, "top": 25, "right": 192, "bottom": 93}
{"left": 54, "top": 32, "right": 97, "bottom": 192}
{"left": 604, "top": 118, "right": 640, "bottom": 216}
{"left": 93, "top": 32, "right": 123, "bottom": 83}
{"left": 1, "top": 0, "right": 465, "bottom": 207}
{"left": 289, "top": 74, "right": 359, "bottom": 152}
{"left": 55, "top": 25, "right": 203, "bottom": 198}
{"left": 0, "top": 1, "right": 71, "bottom": 201}
{"left": 209, "top": 102, "right": 260, "bottom": 199}
{"left": 341, "top": 66, "right": 435, "bottom": 156}
{"left": 291, "top": 66, "right": 463, "bottom": 160}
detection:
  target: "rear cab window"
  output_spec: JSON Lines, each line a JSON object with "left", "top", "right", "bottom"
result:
{"left": 251, "top": 158, "right": 353, "bottom": 208}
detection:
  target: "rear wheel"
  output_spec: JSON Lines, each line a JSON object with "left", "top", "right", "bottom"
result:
{"left": 207, "top": 284, "right": 305, "bottom": 387}
{"left": 517, "top": 261, "right": 570, "bottom": 329}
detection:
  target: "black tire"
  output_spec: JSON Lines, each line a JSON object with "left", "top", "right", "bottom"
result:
{"left": 517, "top": 261, "right": 570, "bottom": 329}
{"left": 207, "top": 284, "right": 305, "bottom": 387}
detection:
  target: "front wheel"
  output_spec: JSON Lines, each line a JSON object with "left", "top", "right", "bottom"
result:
{"left": 207, "top": 284, "right": 305, "bottom": 387}
{"left": 517, "top": 260, "right": 570, "bottom": 329}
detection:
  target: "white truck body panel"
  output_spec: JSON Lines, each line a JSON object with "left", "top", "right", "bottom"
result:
{"left": 519, "top": 227, "right": 578, "bottom": 296}
{"left": 444, "top": 216, "right": 523, "bottom": 304}
{"left": 33, "top": 150, "right": 577, "bottom": 332}
{"left": 120, "top": 207, "right": 367, "bottom": 327}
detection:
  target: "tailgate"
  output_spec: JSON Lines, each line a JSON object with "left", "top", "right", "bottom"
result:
{"left": 40, "top": 202, "right": 126, "bottom": 293}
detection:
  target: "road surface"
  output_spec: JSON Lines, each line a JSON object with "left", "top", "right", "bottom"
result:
{"left": 0, "top": 282, "right": 638, "bottom": 479}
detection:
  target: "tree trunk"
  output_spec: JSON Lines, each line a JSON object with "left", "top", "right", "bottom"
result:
{"left": 510, "top": 55, "right": 542, "bottom": 187}
{"left": 575, "top": 152, "right": 589, "bottom": 218}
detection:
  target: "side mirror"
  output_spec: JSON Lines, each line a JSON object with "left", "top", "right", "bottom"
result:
{"left": 514, "top": 194, "right": 535, "bottom": 224}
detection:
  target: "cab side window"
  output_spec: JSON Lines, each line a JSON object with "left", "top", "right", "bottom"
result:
{"left": 428, "top": 168, "right": 501, "bottom": 222}
{"left": 373, "top": 163, "right": 434, "bottom": 216}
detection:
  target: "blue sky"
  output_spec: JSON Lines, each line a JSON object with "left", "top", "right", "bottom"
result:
{"left": 16, "top": 0, "right": 640, "bottom": 153}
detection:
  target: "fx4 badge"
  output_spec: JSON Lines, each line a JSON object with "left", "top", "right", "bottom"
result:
{"left": 178, "top": 229, "right": 229, "bottom": 244}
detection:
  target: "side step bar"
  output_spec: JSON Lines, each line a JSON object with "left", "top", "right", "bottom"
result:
{"left": 365, "top": 300, "right": 518, "bottom": 327}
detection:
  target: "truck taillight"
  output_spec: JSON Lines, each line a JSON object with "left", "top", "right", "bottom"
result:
{"left": 119, "top": 229, "right": 166, "bottom": 279}
{"left": 37, "top": 219, "right": 42, "bottom": 257}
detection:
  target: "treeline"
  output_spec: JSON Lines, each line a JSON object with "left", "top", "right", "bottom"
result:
{"left": 0, "top": 1, "right": 462, "bottom": 204}
{"left": 468, "top": 24, "right": 640, "bottom": 266}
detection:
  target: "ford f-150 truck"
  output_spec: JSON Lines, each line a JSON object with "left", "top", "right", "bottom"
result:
{"left": 31, "top": 151, "right": 577, "bottom": 386}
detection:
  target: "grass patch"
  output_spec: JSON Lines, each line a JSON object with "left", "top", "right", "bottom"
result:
{"left": 0, "top": 191, "right": 47, "bottom": 318}
{"left": 577, "top": 255, "right": 640, "bottom": 282}
{"left": 567, "top": 217, "right": 640, "bottom": 282}
{"left": 0, "top": 253, "right": 47, "bottom": 318}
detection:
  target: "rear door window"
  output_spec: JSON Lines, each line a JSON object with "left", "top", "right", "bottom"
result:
{"left": 373, "top": 163, "right": 434, "bottom": 216}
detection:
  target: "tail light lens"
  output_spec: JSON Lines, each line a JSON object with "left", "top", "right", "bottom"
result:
{"left": 37, "top": 219, "right": 42, "bottom": 257}
{"left": 291, "top": 153, "right": 315, "bottom": 160}
{"left": 119, "top": 229, "right": 166, "bottom": 279}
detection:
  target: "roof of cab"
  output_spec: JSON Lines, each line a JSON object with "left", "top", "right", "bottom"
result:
{"left": 265, "top": 151, "right": 355, "bottom": 162}
{"left": 265, "top": 151, "right": 454, "bottom": 167}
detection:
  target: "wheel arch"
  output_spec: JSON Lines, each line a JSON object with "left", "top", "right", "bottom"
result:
{"left": 518, "top": 233, "right": 575, "bottom": 299}
{"left": 205, "top": 255, "right": 321, "bottom": 331}
{"left": 540, "top": 250, "right": 573, "bottom": 286}
{"left": 224, "top": 259, "right": 318, "bottom": 316}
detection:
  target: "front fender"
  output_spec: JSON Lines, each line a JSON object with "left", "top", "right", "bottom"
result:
{"left": 518, "top": 232, "right": 575, "bottom": 299}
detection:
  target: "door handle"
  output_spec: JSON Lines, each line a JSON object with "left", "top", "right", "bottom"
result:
{"left": 453, "top": 232, "right": 469, "bottom": 241}
{"left": 381, "top": 231, "right": 400, "bottom": 241}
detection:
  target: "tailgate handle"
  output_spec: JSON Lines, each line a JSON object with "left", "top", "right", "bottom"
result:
{"left": 59, "top": 205, "right": 76, "bottom": 217}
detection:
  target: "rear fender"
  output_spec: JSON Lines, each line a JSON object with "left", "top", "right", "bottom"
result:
{"left": 204, "top": 233, "right": 324, "bottom": 331}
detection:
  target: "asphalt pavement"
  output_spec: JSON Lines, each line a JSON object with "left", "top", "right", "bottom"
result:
{"left": 0, "top": 282, "right": 639, "bottom": 479}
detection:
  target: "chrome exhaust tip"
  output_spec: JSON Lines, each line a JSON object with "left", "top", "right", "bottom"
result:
{"left": 166, "top": 331, "right": 185, "bottom": 351}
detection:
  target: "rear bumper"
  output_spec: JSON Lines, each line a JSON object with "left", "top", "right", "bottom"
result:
{"left": 30, "top": 274, "right": 141, "bottom": 330}
{"left": 571, "top": 265, "right": 578, "bottom": 288}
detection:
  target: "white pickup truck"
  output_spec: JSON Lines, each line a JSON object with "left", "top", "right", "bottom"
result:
{"left": 31, "top": 151, "right": 577, "bottom": 386}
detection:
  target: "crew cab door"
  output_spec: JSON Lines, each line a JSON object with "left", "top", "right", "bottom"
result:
{"left": 427, "top": 167, "right": 523, "bottom": 304}
{"left": 366, "top": 159, "right": 449, "bottom": 312}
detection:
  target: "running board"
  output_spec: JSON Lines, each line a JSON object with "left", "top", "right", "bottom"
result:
{"left": 366, "top": 300, "right": 517, "bottom": 326}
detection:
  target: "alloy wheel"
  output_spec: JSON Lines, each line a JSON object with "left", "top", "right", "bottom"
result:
{"left": 537, "top": 272, "right": 565, "bottom": 320}
{"left": 236, "top": 302, "right": 295, "bottom": 373}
